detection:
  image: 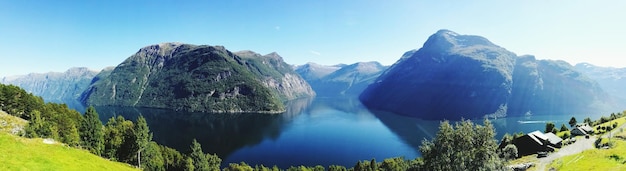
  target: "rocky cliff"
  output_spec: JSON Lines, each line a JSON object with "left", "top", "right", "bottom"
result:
{"left": 80, "top": 43, "right": 314, "bottom": 113}
{"left": 360, "top": 30, "right": 614, "bottom": 119}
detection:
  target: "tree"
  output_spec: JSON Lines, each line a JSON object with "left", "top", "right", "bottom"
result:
{"left": 135, "top": 115, "right": 153, "bottom": 169}
{"left": 560, "top": 124, "right": 569, "bottom": 132}
{"left": 190, "top": 139, "right": 209, "bottom": 171}
{"left": 569, "top": 117, "right": 577, "bottom": 127}
{"left": 584, "top": 117, "right": 592, "bottom": 126}
{"left": 185, "top": 157, "right": 195, "bottom": 171}
{"left": 420, "top": 119, "right": 504, "bottom": 171}
{"left": 79, "top": 106, "right": 104, "bottom": 156}
{"left": 545, "top": 122, "right": 556, "bottom": 133}
{"left": 328, "top": 165, "right": 347, "bottom": 171}
{"left": 143, "top": 141, "right": 165, "bottom": 171}
{"left": 501, "top": 144, "right": 518, "bottom": 161}
{"left": 224, "top": 162, "right": 253, "bottom": 171}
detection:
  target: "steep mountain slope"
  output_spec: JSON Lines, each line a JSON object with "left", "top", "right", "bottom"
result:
{"left": 0, "top": 67, "right": 98, "bottom": 103}
{"left": 360, "top": 30, "right": 614, "bottom": 119}
{"left": 575, "top": 63, "right": 626, "bottom": 100}
{"left": 297, "top": 62, "right": 387, "bottom": 97}
{"left": 81, "top": 43, "right": 313, "bottom": 113}
{"left": 234, "top": 50, "right": 315, "bottom": 100}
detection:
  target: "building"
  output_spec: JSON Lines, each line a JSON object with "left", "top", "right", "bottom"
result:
{"left": 571, "top": 123, "right": 594, "bottom": 136}
{"left": 512, "top": 130, "right": 553, "bottom": 156}
{"left": 544, "top": 132, "right": 563, "bottom": 148}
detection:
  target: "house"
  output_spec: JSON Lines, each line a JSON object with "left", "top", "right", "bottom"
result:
{"left": 544, "top": 132, "right": 563, "bottom": 148}
{"left": 512, "top": 130, "right": 553, "bottom": 156}
{"left": 571, "top": 123, "right": 594, "bottom": 136}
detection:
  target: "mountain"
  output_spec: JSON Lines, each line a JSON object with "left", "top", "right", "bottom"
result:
{"left": 0, "top": 67, "right": 98, "bottom": 103}
{"left": 296, "top": 62, "right": 387, "bottom": 97}
{"left": 80, "top": 43, "right": 314, "bottom": 113}
{"left": 574, "top": 63, "right": 626, "bottom": 100}
{"left": 360, "top": 30, "right": 615, "bottom": 120}
{"left": 294, "top": 62, "right": 343, "bottom": 81}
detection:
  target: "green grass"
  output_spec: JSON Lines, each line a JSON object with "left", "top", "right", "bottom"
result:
{"left": 548, "top": 140, "right": 626, "bottom": 170}
{"left": 595, "top": 117, "right": 626, "bottom": 134}
{"left": 508, "top": 155, "right": 540, "bottom": 171}
{"left": 0, "top": 132, "right": 138, "bottom": 171}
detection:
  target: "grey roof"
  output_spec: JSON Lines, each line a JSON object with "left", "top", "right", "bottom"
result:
{"left": 544, "top": 132, "right": 563, "bottom": 145}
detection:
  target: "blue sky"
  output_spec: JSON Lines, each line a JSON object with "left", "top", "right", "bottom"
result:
{"left": 1, "top": 0, "right": 625, "bottom": 76}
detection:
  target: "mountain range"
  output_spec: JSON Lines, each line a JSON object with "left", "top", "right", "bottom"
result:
{"left": 2, "top": 30, "right": 624, "bottom": 118}
{"left": 295, "top": 62, "right": 387, "bottom": 97}
{"left": 360, "top": 30, "right": 618, "bottom": 120}
{"left": 0, "top": 67, "right": 98, "bottom": 103}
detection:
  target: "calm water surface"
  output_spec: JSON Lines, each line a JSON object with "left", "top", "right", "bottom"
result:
{"left": 85, "top": 97, "right": 606, "bottom": 168}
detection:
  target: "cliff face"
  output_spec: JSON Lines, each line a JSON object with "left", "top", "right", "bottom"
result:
{"left": 360, "top": 30, "right": 614, "bottom": 120}
{"left": 81, "top": 43, "right": 313, "bottom": 113}
{"left": 234, "top": 51, "right": 315, "bottom": 100}
{"left": 1, "top": 67, "right": 98, "bottom": 103}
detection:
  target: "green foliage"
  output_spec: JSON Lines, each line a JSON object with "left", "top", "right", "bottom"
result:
{"left": 143, "top": 141, "right": 165, "bottom": 171}
{"left": 569, "top": 117, "right": 577, "bottom": 127}
{"left": 224, "top": 162, "right": 254, "bottom": 171}
{"left": 104, "top": 116, "right": 135, "bottom": 161}
{"left": 190, "top": 139, "right": 220, "bottom": 171}
{"left": 79, "top": 106, "right": 104, "bottom": 156}
{"left": 328, "top": 165, "right": 347, "bottom": 171}
{"left": 135, "top": 115, "right": 153, "bottom": 168}
{"left": 160, "top": 144, "right": 186, "bottom": 171}
{"left": 560, "top": 123, "right": 569, "bottom": 132}
{"left": 584, "top": 117, "right": 593, "bottom": 126}
{"left": 185, "top": 157, "right": 195, "bottom": 171}
{"left": 500, "top": 144, "right": 518, "bottom": 161}
{"left": 420, "top": 119, "right": 504, "bottom": 171}
{"left": 545, "top": 122, "right": 556, "bottom": 133}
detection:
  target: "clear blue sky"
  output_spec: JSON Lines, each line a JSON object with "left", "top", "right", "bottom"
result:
{"left": 1, "top": 0, "right": 625, "bottom": 76}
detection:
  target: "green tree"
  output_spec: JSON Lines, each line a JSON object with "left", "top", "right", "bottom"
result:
{"left": 501, "top": 144, "right": 518, "bottom": 161}
{"left": 79, "top": 106, "right": 104, "bottom": 156}
{"left": 560, "top": 124, "right": 569, "bottom": 132}
{"left": 135, "top": 115, "right": 153, "bottom": 169}
{"left": 545, "top": 122, "right": 556, "bottom": 133}
{"left": 160, "top": 144, "right": 185, "bottom": 170}
{"left": 420, "top": 119, "right": 504, "bottom": 171}
{"left": 190, "top": 139, "right": 210, "bottom": 171}
{"left": 185, "top": 157, "right": 195, "bottom": 171}
{"left": 328, "top": 165, "right": 347, "bottom": 171}
{"left": 569, "top": 117, "right": 577, "bottom": 127}
{"left": 584, "top": 117, "right": 592, "bottom": 126}
{"left": 143, "top": 141, "right": 165, "bottom": 171}
{"left": 224, "top": 162, "right": 253, "bottom": 171}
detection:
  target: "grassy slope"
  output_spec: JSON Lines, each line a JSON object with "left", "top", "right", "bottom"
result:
{"left": 548, "top": 139, "right": 626, "bottom": 170}
{"left": 0, "top": 112, "right": 137, "bottom": 171}
{"left": 0, "top": 110, "right": 27, "bottom": 134}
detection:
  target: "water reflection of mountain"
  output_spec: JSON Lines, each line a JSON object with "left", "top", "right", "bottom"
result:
{"left": 94, "top": 97, "right": 313, "bottom": 159}
{"left": 368, "top": 110, "right": 441, "bottom": 152}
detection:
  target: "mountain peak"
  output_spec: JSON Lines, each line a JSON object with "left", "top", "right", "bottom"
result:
{"left": 423, "top": 29, "right": 497, "bottom": 52}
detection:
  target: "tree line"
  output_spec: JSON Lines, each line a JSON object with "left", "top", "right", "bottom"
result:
{"left": 2, "top": 83, "right": 510, "bottom": 170}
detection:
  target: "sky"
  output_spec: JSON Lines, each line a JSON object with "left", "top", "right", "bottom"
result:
{"left": 1, "top": 0, "right": 625, "bottom": 76}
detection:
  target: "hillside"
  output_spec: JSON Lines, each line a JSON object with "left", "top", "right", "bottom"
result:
{"left": 360, "top": 30, "right": 616, "bottom": 119}
{"left": 0, "top": 67, "right": 98, "bottom": 103}
{"left": 0, "top": 131, "right": 137, "bottom": 171}
{"left": 81, "top": 43, "right": 314, "bottom": 113}
{"left": 575, "top": 63, "right": 626, "bottom": 101}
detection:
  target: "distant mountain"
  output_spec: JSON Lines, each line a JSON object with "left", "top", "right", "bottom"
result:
{"left": 294, "top": 62, "right": 344, "bottom": 81}
{"left": 80, "top": 43, "right": 314, "bottom": 113}
{"left": 296, "top": 62, "right": 387, "bottom": 97}
{"left": 1, "top": 67, "right": 98, "bottom": 103}
{"left": 360, "top": 30, "right": 616, "bottom": 120}
{"left": 574, "top": 63, "right": 626, "bottom": 100}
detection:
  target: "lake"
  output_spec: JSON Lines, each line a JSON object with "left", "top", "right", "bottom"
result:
{"left": 84, "top": 97, "right": 607, "bottom": 168}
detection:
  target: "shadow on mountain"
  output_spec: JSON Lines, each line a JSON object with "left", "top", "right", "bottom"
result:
{"left": 94, "top": 97, "right": 313, "bottom": 159}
